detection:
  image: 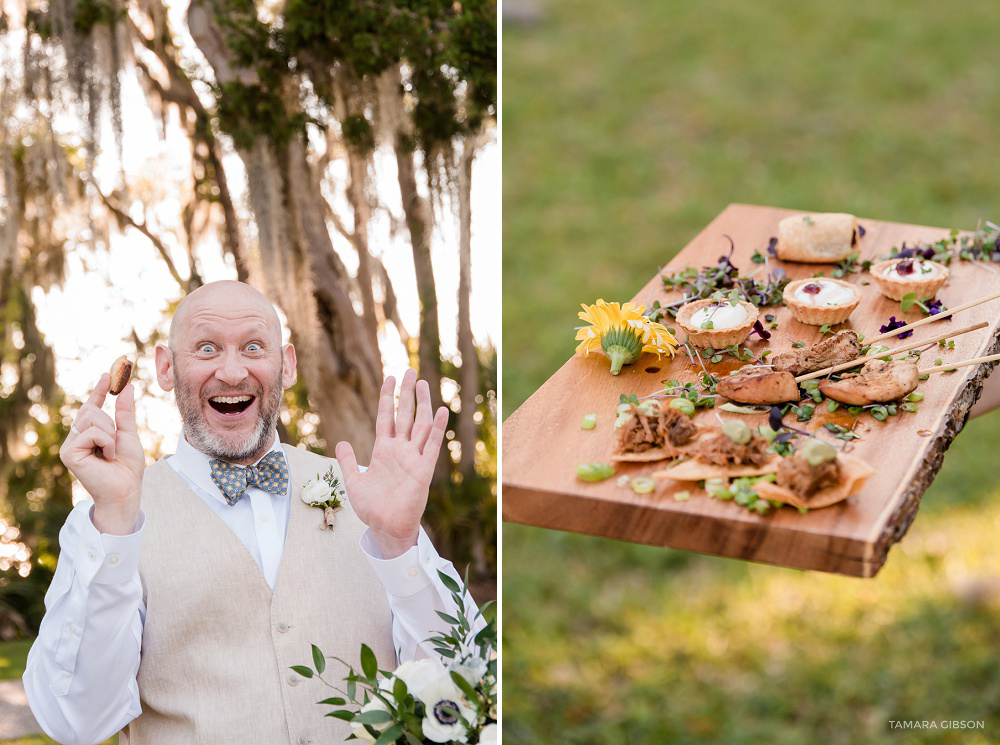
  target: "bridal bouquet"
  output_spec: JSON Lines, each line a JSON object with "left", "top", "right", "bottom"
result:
{"left": 293, "top": 571, "right": 496, "bottom": 744}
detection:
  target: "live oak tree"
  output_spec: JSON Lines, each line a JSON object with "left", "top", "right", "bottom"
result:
{"left": 0, "top": 0, "right": 497, "bottom": 620}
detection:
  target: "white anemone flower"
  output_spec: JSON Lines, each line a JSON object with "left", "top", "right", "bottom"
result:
{"left": 417, "top": 674, "right": 476, "bottom": 743}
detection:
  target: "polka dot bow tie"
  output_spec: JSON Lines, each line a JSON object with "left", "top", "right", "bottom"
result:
{"left": 209, "top": 451, "right": 289, "bottom": 506}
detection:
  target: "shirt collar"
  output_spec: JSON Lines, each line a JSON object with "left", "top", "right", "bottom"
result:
{"left": 171, "top": 431, "right": 284, "bottom": 505}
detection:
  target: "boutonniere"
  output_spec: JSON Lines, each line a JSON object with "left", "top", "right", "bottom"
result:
{"left": 301, "top": 467, "right": 345, "bottom": 530}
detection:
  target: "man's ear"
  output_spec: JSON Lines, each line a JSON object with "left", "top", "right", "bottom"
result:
{"left": 281, "top": 344, "right": 297, "bottom": 390}
{"left": 155, "top": 344, "right": 175, "bottom": 391}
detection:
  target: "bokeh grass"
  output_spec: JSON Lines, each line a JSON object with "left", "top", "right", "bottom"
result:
{"left": 503, "top": 0, "right": 1000, "bottom": 742}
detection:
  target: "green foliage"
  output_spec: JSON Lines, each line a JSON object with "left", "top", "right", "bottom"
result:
{"left": 213, "top": 81, "right": 308, "bottom": 151}
{"left": 73, "top": 0, "right": 121, "bottom": 35}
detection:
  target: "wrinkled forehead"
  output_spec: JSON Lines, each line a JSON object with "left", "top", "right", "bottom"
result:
{"left": 169, "top": 282, "right": 282, "bottom": 347}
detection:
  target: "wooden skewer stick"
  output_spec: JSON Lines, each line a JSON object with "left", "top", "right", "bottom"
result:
{"left": 795, "top": 321, "right": 988, "bottom": 382}
{"left": 867, "top": 288, "right": 1000, "bottom": 344}
{"left": 919, "top": 353, "right": 1000, "bottom": 375}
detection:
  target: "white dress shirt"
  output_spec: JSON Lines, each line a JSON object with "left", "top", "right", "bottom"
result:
{"left": 24, "top": 432, "right": 481, "bottom": 745}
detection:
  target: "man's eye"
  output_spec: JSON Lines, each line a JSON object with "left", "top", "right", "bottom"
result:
{"left": 246, "top": 343, "right": 262, "bottom": 352}
{"left": 199, "top": 344, "right": 216, "bottom": 353}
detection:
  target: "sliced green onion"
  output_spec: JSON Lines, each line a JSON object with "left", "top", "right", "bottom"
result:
{"left": 669, "top": 398, "right": 695, "bottom": 416}
{"left": 901, "top": 402, "right": 917, "bottom": 412}
{"left": 576, "top": 462, "right": 615, "bottom": 482}
{"left": 908, "top": 392, "right": 924, "bottom": 402}
{"left": 580, "top": 414, "right": 597, "bottom": 430}
{"left": 630, "top": 477, "right": 656, "bottom": 494}
{"left": 673, "top": 490, "right": 691, "bottom": 502}
{"left": 827, "top": 400, "right": 840, "bottom": 413}
{"left": 704, "top": 477, "right": 732, "bottom": 499}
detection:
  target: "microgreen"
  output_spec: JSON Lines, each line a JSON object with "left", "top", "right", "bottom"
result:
{"left": 878, "top": 316, "right": 912, "bottom": 339}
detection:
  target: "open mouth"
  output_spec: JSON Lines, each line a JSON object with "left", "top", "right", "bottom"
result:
{"left": 207, "top": 395, "right": 256, "bottom": 415}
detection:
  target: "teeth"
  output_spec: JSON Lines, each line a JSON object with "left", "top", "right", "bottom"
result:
{"left": 210, "top": 396, "right": 253, "bottom": 404}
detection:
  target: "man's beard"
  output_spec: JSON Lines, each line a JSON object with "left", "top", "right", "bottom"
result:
{"left": 174, "top": 362, "right": 283, "bottom": 463}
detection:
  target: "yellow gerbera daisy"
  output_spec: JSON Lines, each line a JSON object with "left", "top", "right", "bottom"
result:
{"left": 575, "top": 299, "right": 679, "bottom": 375}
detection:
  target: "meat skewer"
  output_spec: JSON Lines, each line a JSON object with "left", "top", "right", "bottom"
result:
{"left": 866, "top": 288, "right": 1000, "bottom": 344}
{"left": 918, "top": 352, "right": 1000, "bottom": 375}
{"left": 795, "top": 320, "right": 988, "bottom": 383}
{"left": 819, "top": 358, "right": 920, "bottom": 405}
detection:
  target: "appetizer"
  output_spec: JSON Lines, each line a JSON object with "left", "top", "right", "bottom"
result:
{"left": 775, "top": 213, "right": 861, "bottom": 263}
{"left": 675, "top": 298, "right": 759, "bottom": 349}
{"left": 716, "top": 365, "right": 799, "bottom": 405}
{"left": 654, "top": 420, "right": 780, "bottom": 480}
{"left": 818, "top": 358, "right": 919, "bottom": 405}
{"left": 782, "top": 278, "right": 862, "bottom": 326}
{"left": 870, "top": 258, "right": 948, "bottom": 301}
{"left": 770, "top": 330, "right": 863, "bottom": 376}
{"left": 612, "top": 401, "right": 699, "bottom": 462}
{"left": 754, "top": 440, "right": 875, "bottom": 510}
{"left": 109, "top": 355, "right": 134, "bottom": 395}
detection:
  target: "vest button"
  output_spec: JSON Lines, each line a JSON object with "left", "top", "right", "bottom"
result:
{"left": 297, "top": 738, "right": 309, "bottom": 745}
{"left": 287, "top": 674, "right": 299, "bottom": 686}
{"left": 277, "top": 622, "right": 289, "bottom": 633}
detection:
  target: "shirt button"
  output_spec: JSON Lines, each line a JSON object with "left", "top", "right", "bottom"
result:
{"left": 69, "top": 624, "right": 79, "bottom": 635}
{"left": 277, "top": 622, "right": 289, "bottom": 633}
{"left": 88, "top": 551, "right": 97, "bottom": 561}
{"left": 108, "top": 554, "right": 120, "bottom": 566}
{"left": 298, "top": 738, "right": 309, "bottom": 745}
{"left": 407, "top": 568, "right": 418, "bottom": 579}
{"left": 287, "top": 675, "right": 299, "bottom": 686}
{"left": 260, "top": 514, "right": 270, "bottom": 522}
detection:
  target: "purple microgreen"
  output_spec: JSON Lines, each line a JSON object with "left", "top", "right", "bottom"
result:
{"left": 858, "top": 224, "right": 866, "bottom": 237}
{"left": 768, "top": 405, "right": 784, "bottom": 432}
{"left": 767, "top": 236, "right": 778, "bottom": 256}
{"left": 748, "top": 319, "right": 771, "bottom": 341}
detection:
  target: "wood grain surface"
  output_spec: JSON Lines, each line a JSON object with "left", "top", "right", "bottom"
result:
{"left": 502, "top": 203, "right": 1000, "bottom": 577}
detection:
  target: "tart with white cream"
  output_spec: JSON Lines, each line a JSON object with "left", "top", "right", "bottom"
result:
{"left": 869, "top": 258, "right": 949, "bottom": 301}
{"left": 675, "top": 299, "right": 759, "bottom": 348}
{"left": 782, "top": 278, "right": 862, "bottom": 326}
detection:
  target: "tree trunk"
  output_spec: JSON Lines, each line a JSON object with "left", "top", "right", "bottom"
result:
{"left": 188, "top": 0, "right": 382, "bottom": 457}
{"left": 456, "top": 135, "right": 480, "bottom": 481}
{"left": 395, "top": 140, "right": 450, "bottom": 486}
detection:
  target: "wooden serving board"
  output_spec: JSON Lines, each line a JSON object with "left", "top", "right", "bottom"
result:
{"left": 502, "top": 203, "right": 1000, "bottom": 577}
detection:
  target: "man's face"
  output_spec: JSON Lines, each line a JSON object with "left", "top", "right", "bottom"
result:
{"left": 156, "top": 285, "right": 296, "bottom": 464}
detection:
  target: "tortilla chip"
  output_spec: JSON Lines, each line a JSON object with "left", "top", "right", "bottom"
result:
{"left": 652, "top": 454, "right": 781, "bottom": 482}
{"left": 753, "top": 454, "right": 875, "bottom": 509}
{"left": 611, "top": 445, "right": 681, "bottom": 463}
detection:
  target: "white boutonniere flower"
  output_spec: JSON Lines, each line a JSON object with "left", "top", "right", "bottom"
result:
{"left": 302, "top": 466, "right": 345, "bottom": 530}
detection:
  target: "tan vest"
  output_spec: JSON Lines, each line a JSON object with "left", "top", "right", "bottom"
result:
{"left": 121, "top": 445, "right": 396, "bottom": 744}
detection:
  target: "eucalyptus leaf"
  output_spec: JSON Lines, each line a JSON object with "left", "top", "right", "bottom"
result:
{"left": 355, "top": 709, "right": 394, "bottom": 725}
{"left": 361, "top": 644, "right": 378, "bottom": 680}
{"left": 290, "top": 665, "right": 313, "bottom": 679}
{"left": 374, "top": 723, "right": 406, "bottom": 745}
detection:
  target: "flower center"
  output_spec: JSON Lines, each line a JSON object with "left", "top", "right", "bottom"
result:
{"left": 433, "top": 700, "right": 460, "bottom": 725}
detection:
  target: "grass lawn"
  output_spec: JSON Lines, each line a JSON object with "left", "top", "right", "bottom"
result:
{"left": 0, "top": 640, "right": 32, "bottom": 682}
{"left": 503, "top": 0, "right": 1000, "bottom": 742}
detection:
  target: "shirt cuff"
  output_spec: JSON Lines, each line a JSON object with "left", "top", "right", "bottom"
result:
{"left": 360, "top": 527, "right": 438, "bottom": 598}
{"left": 73, "top": 504, "right": 145, "bottom": 586}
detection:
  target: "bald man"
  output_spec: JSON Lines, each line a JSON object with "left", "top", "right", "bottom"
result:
{"left": 24, "top": 281, "right": 481, "bottom": 744}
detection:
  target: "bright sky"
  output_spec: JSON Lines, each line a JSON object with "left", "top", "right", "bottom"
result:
{"left": 26, "top": 36, "right": 499, "bottom": 462}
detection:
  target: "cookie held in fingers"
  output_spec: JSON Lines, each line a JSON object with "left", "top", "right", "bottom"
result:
{"left": 109, "top": 355, "right": 134, "bottom": 395}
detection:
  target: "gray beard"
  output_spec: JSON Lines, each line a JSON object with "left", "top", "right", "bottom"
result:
{"left": 173, "top": 360, "right": 283, "bottom": 463}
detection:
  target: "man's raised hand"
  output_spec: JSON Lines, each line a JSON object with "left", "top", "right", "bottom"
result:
{"left": 335, "top": 369, "right": 448, "bottom": 559}
{"left": 59, "top": 374, "right": 146, "bottom": 535}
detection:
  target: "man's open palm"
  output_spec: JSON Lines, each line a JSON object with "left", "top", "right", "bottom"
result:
{"left": 335, "top": 370, "right": 448, "bottom": 558}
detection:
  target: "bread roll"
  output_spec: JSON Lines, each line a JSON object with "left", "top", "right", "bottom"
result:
{"left": 775, "top": 213, "right": 859, "bottom": 263}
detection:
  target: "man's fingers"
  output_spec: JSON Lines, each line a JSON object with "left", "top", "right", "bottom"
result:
{"left": 375, "top": 377, "right": 396, "bottom": 439}
{"left": 411, "top": 379, "right": 435, "bottom": 449}
{"left": 395, "top": 368, "right": 417, "bottom": 439}
{"left": 335, "top": 441, "right": 359, "bottom": 479}
{"left": 74, "top": 404, "right": 116, "bottom": 439}
{"left": 86, "top": 373, "right": 111, "bottom": 410}
{"left": 115, "top": 383, "right": 138, "bottom": 435}
{"left": 75, "top": 425, "right": 116, "bottom": 462}
{"left": 420, "top": 406, "right": 449, "bottom": 458}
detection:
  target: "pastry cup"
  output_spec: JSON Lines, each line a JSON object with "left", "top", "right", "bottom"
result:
{"left": 782, "top": 278, "right": 862, "bottom": 326}
{"left": 675, "top": 299, "right": 759, "bottom": 349}
{"left": 870, "top": 259, "right": 949, "bottom": 301}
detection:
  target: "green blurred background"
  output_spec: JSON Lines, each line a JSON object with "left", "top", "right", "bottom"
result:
{"left": 502, "top": 1, "right": 1000, "bottom": 743}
